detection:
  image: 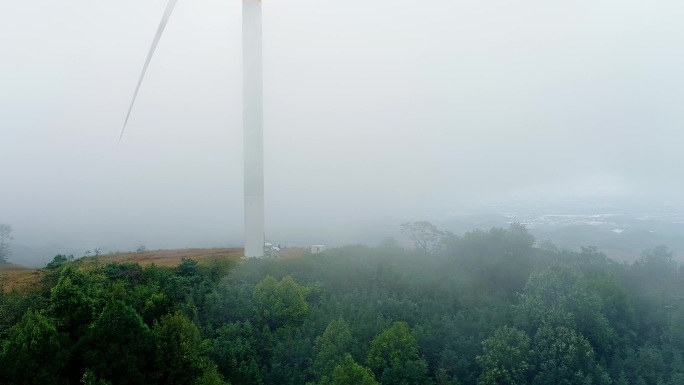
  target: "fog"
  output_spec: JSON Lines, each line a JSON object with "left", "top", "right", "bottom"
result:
{"left": 2, "top": 0, "right": 684, "bottom": 261}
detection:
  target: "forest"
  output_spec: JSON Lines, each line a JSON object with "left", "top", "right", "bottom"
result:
{"left": 1, "top": 224, "right": 684, "bottom": 385}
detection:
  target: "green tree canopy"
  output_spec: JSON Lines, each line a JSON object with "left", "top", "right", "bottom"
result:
{"left": 476, "top": 326, "right": 532, "bottom": 385}
{"left": 321, "top": 354, "right": 378, "bottom": 385}
{"left": 153, "top": 311, "right": 217, "bottom": 385}
{"left": 49, "top": 267, "right": 99, "bottom": 337}
{"left": 0, "top": 310, "right": 69, "bottom": 385}
{"left": 531, "top": 325, "right": 604, "bottom": 385}
{"left": 253, "top": 275, "right": 309, "bottom": 330}
{"left": 366, "top": 321, "right": 429, "bottom": 385}
{"left": 209, "top": 321, "right": 262, "bottom": 385}
{"left": 82, "top": 300, "right": 154, "bottom": 385}
{"left": 313, "top": 319, "right": 354, "bottom": 379}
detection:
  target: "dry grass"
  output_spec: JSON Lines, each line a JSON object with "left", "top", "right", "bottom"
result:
{"left": 0, "top": 246, "right": 313, "bottom": 292}
{"left": 278, "top": 247, "right": 308, "bottom": 260}
{"left": 0, "top": 264, "right": 42, "bottom": 292}
{"left": 1, "top": 248, "right": 245, "bottom": 293}
{"left": 97, "top": 248, "right": 245, "bottom": 267}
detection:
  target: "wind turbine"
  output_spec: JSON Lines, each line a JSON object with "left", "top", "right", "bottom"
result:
{"left": 119, "top": 0, "right": 266, "bottom": 258}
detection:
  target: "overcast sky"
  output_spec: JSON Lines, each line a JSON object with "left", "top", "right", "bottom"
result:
{"left": 1, "top": 0, "right": 683, "bottom": 251}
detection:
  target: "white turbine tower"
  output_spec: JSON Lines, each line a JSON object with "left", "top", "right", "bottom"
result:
{"left": 119, "top": 0, "right": 266, "bottom": 258}
{"left": 242, "top": 0, "right": 265, "bottom": 258}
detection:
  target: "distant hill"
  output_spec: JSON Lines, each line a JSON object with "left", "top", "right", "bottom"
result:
{"left": 10, "top": 243, "right": 85, "bottom": 268}
{"left": 533, "top": 225, "right": 684, "bottom": 263}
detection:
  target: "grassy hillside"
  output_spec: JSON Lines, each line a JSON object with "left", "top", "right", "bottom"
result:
{"left": 0, "top": 248, "right": 245, "bottom": 292}
{"left": 0, "top": 264, "right": 40, "bottom": 292}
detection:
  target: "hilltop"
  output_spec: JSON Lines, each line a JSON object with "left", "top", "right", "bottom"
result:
{"left": 0, "top": 246, "right": 309, "bottom": 292}
{"left": 0, "top": 248, "right": 244, "bottom": 292}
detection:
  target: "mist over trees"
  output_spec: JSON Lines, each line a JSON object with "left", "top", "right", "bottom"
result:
{"left": 2, "top": 224, "right": 684, "bottom": 384}
{"left": 400, "top": 221, "right": 447, "bottom": 255}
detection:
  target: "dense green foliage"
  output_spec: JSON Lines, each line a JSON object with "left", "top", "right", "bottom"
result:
{"left": 2, "top": 225, "right": 684, "bottom": 384}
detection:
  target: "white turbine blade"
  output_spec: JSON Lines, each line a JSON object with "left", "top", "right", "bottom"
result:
{"left": 119, "top": 0, "right": 179, "bottom": 143}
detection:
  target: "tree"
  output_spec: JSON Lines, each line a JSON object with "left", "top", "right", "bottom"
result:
{"left": 0, "top": 310, "right": 69, "bottom": 385}
{"left": 531, "top": 325, "right": 600, "bottom": 385}
{"left": 194, "top": 364, "right": 230, "bottom": 385}
{"left": 366, "top": 321, "right": 429, "bottom": 385}
{"left": 48, "top": 267, "right": 99, "bottom": 337}
{"left": 46, "top": 254, "right": 73, "bottom": 270}
{"left": 635, "top": 245, "right": 677, "bottom": 271}
{"left": 153, "top": 312, "right": 207, "bottom": 385}
{"left": 81, "top": 369, "right": 112, "bottom": 385}
{"left": 0, "top": 224, "right": 12, "bottom": 264}
{"left": 82, "top": 300, "right": 154, "bottom": 385}
{"left": 321, "top": 354, "right": 379, "bottom": 385}
{"left": 209, "top": 321, "right": 263, "bottom": 385}
{"left": 476, "top": 326, "right": 532, "bottom": 385}
{"left": 253, "top": 275, "right": 309, "bottom": 330}
{"left": 400, "top": 221, "right": 445, "bottom": 255}
{"left": 176, "top": 258, "right": 200, "bottom": 277}
{"left": 313, "top": 319, "right": 354, "bottom": 379}
{"left": 514, "top": 264, "right": 616, "bottom": 357}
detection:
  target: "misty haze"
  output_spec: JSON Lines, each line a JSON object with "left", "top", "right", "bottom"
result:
{"left": 2, "top": 0, "right": 684, "bottom": 384}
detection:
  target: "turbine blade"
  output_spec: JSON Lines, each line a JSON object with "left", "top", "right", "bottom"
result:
{"left": 119, "top": 0, "right": 179, "bottom": 143}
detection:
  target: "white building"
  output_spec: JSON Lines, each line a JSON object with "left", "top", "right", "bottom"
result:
{"left": 310, "top": 245, "right": 326, "bottom": 254}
